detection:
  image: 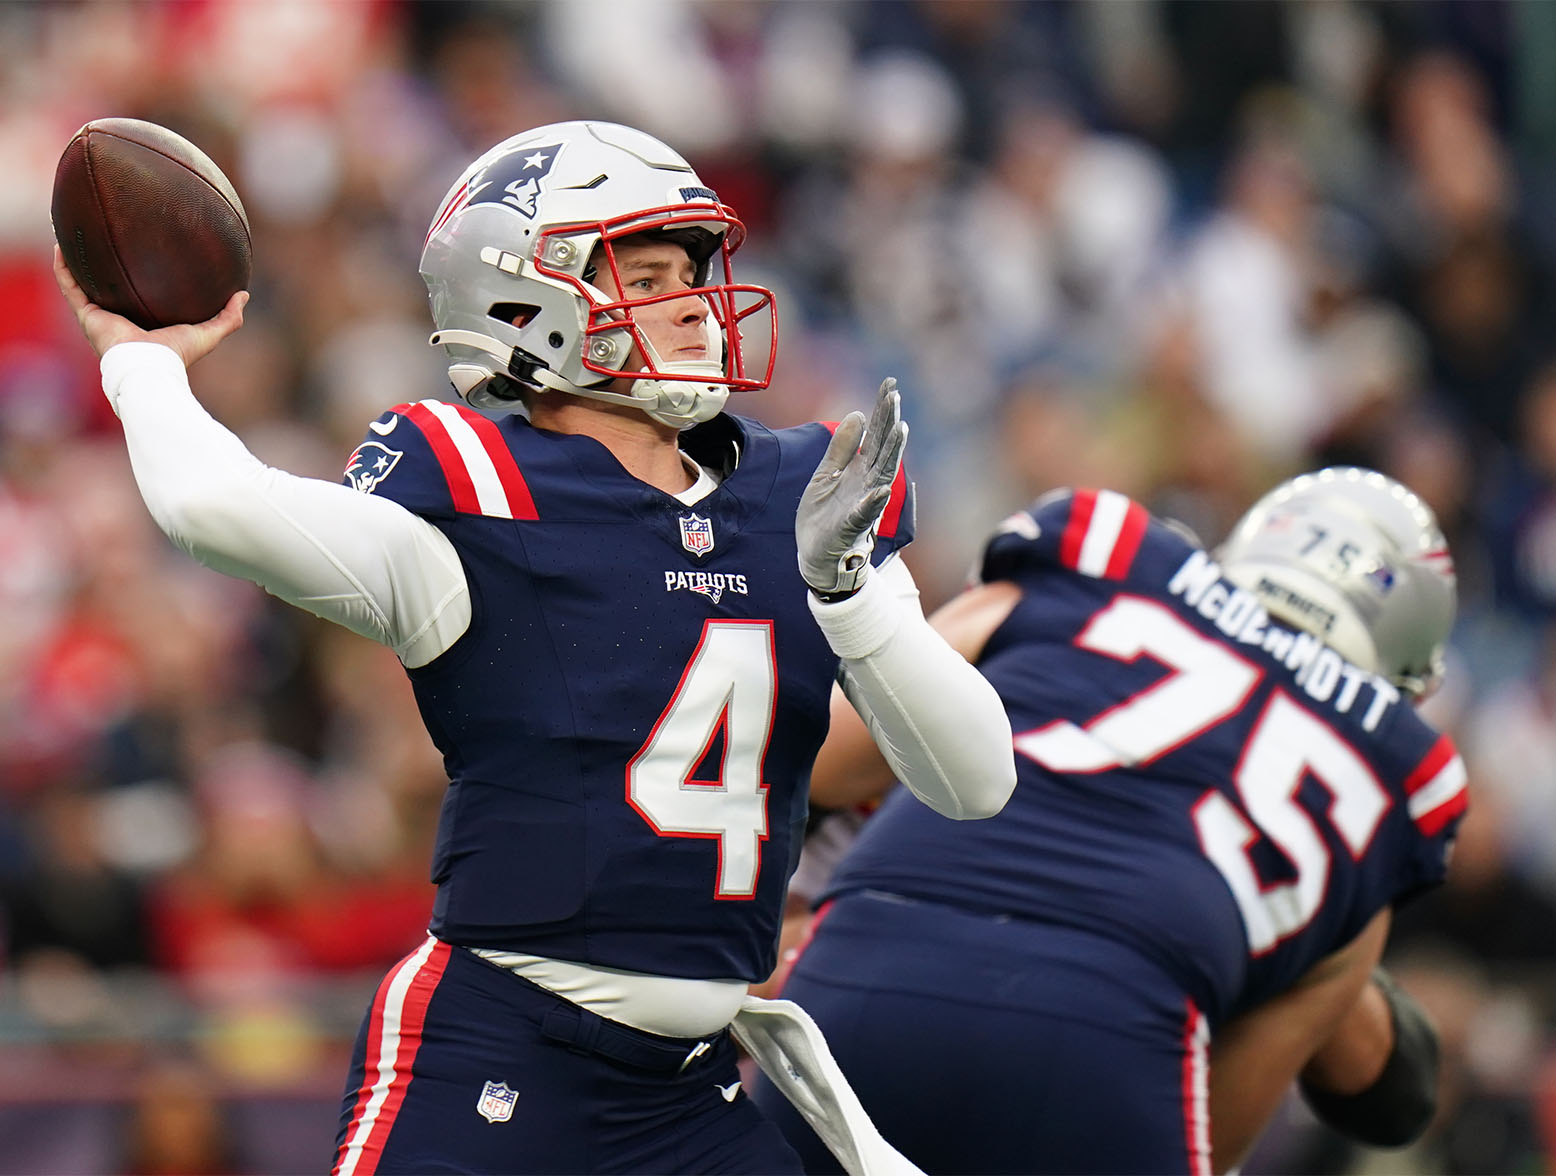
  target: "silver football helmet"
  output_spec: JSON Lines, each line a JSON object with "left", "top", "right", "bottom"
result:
{"left": 420, "top": 121, "right": 776, "bottom": 427}
{"left": 1219, "top": 468, "right": 1456, "bottom": 697}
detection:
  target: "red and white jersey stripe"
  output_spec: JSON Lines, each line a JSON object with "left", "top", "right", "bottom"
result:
{"left": 1059, "top": 488, "right": 1150, "bottom": 581}
{"left": 1403, "top": 735, "right": 1468, "bottom": 836}
{"left": 878, "top": 462, "right": 909, "bottom": 541}
{"left": 334, "top": 936, "right": 453, "bottom": 1176}
{"left": 1180, "top": 999, "right": 1211, "bottom": 1176}
{"left": 394, "top": 400, "right": 539, "bottom": 520}
{"left": 819, "top": 419, "right": 911, "bottom": 541}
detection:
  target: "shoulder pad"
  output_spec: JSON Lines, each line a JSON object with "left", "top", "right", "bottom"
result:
{"left": 1378, "top": 717, "right": 1466, "bottom": 906}
{"left": 981, "top": 487, "right": 1152, "bottom": 584}
{"left": 341, "top": 399, "right": 538, "bottom": 520}
{"left": 1398, "top": 732, "right": 1467, "bottom": 838}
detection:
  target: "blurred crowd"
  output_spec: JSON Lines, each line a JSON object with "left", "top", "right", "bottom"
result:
{"left": 2, "top": 1, "right": 1556, "bottom": 1172}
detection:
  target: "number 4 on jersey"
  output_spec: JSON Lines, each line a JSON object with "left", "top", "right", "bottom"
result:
{"left": 627, "top": 622, "right": 777, "bottom": 899}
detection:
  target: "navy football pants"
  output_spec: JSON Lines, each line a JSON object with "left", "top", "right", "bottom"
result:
{"left": 752, "top": 892, "right": 1212, "bottom": 1176}
{"left": 333, "top": 937, "right": 803, "bottom": 1175}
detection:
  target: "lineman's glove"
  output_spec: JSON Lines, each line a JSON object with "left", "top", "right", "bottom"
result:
{"left": 796, "top": 378, "right": 908, "bottom": 600}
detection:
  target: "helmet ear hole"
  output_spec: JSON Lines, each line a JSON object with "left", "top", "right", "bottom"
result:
{"left": 490, "top": 302, "right": 541, "bottom": 328}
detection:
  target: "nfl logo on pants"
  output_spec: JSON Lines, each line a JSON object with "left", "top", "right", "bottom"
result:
{"left": 477, "top": 1080, "right": 518, "bottom": 1123}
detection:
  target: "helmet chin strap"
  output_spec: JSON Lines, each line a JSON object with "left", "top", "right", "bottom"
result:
{"left": 535, "top": 313, "right": 728, "bottom": 429}
{"left": 435, "top": 308, "right": 731, "bottom": 429}
{"left": 623, "top": 325, "right": 727, "bottom": 427}
{"left": 530, "top": 365, "right": 727, "bottom": 429}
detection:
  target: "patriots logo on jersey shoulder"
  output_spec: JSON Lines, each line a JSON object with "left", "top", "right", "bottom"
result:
{"left": 679, "top": 513, "right": 715, "bottom": 557}
{"left": 344, "top": 441, "right": 403, "bottom": 494}
{"left": 476, "top": 1080, "right": 518, "bottom": 1123}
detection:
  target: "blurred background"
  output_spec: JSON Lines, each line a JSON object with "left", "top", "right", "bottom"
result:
{"left": 1, "top": 0, "right": 1554, "bottom": 1171}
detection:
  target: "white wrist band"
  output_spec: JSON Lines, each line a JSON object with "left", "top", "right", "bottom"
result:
{"left": 807, "top": 572, "right": 903, "bottom": 660}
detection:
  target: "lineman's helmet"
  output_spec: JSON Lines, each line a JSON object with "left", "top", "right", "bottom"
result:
{"left": 1219, "top": 468, "right": 1456, "bottom": 697}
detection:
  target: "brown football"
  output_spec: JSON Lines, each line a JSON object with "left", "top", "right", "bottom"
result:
{"left": 52, "top": 118, "right": 251, "bottom": 329}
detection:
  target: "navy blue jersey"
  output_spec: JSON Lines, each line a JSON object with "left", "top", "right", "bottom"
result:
{"left": 342, "top": 400, "right": 912, "bottom": 983}
{"left": 825, "top": 488, "right": 1463, "bottom": 1025}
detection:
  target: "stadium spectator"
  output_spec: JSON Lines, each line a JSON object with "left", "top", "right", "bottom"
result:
{"left": 118, "top": 1052, "right": 239, "bottom": 1176}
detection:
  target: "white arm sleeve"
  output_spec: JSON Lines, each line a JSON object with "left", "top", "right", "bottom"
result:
{"left": 808, "top": 557, "right": 1016, "bottom": 819}
{"left": 101, "top": 341, "right": 471, "bottom": 668}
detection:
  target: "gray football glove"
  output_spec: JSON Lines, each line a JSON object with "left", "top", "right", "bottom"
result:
{"left": 796, "top": 378, "right": 908, "bottom": 599}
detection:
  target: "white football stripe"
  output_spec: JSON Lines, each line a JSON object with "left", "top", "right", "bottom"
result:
{"left": 1187, "top": 1005, "right": 1211, "bottom": 1176}
{"left": 337, "top": 935, "right": 438, "bottom": 1176}
{"left": 421, "top": 399, "right": 513, "bottom": 519}
{"left": 1077, "top": 490, "right": 1131, "bottom": 578}
{"left": 1014, "top": 723, "right": 1118, "bottom": 773}
{"left": 1408, "top": 755, "right": 1467, "bottom": 823}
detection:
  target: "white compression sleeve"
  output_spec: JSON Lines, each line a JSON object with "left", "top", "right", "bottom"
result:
{"left": 809, "top": 558, "right": 1016, "bottom": 819}
{"left": 101, "top": 341, "right": 471, "bottom": 668}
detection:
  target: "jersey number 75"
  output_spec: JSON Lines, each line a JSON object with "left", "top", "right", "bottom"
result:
{"left": 1014, "top": 596, "right": 1389, "bottom": 955}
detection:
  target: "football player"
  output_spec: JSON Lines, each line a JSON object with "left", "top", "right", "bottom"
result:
{"left": 759, "top": 470, "right": 1462, "bottom": 1174}
{"left": 54, "top": 120, "right": 1016, "bottom": 1175}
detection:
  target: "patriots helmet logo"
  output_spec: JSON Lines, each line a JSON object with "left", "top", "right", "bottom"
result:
{"left": 344, "top": 441, "right": 403, "bottom": 494}
{"left": 1367, "top": 563, "right": 1397, "bottom": 593}
{"left": 467, "top": 144, "right": 562, "bottom": 220}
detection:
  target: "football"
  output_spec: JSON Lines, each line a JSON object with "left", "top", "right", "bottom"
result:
{"left": 51, "top": 118, "right": 251, "bottom": 329}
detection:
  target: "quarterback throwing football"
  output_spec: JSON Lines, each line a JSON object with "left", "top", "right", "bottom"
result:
{"left": 56, "top": 120, "right": 1015, "bottom": 1175}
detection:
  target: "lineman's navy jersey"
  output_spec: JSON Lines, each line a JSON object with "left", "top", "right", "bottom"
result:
{"left": 825, "top": 488, "right": 1463, "bottom": 1026}
{"left": 343, "top": 400, "right": 912, "bottom": 983}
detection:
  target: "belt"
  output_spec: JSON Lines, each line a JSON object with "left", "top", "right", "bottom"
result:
{"left": 538, "top": 998, "right": 727, "bottom": 1074}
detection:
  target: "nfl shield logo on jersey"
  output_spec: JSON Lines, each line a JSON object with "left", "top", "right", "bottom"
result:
{"left": 679, "top": 513, "right": 715, "bottom": 557}
{"left": 477, "top": 1080, "right": 518, "bottom": 1124}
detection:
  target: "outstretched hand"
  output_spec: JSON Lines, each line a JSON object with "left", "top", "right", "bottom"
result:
{"left": 796, "top": 377, "right": 908, "bottom": 598}
{"left": 52, "top": 244, "right": 248, "bottom": 368}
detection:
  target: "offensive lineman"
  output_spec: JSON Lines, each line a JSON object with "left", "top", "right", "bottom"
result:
{"left": 54, "top": 120, "right": 1015, "bottom": 1175}
{"left": 759, "top": 471, "right": 1461, "bottom": 1174}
